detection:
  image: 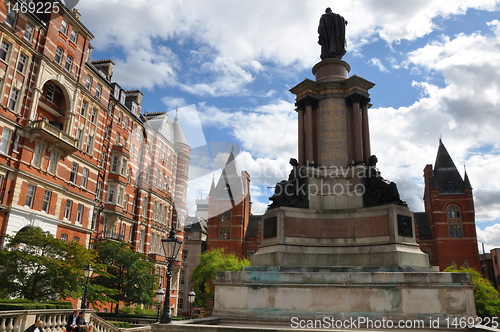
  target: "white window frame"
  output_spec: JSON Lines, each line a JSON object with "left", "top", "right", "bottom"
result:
{"left": 85, "top": 75, "right": 92, "bottom": 89}
{"left": 0, "top": 128, "right": 13, "bottom": 154}
{"left": 81, "top": 168, "right": 89, "bottom": 188}
{"left": 32, "top": 142, "right": 44, "bottom": 167}
{"left": 0, "top": 41, "right": 11, "bottom": 62}
{"left": 69, "top": 162, "right": 78, "bottom": 183}
{"left": 24, "top": 22, "right": 34, "bottom": 41}
{"left": 96, "top": 83, "right": 102, "bottom": 97}
{"left": 85, "top": 135, "right": 94, "bottom": 155}
{"left": 64, "top": 200, "right": 72, "bottom": 220}
{"left": 17, "top": 53, "right": 28, "bottom": 73}
{"left": 70, "top": 29, "right": 78, "bottom": 44}
{"left": 64, "top": 55, "right": 73, "bottom": 72}
{"left": 42, "top": 190, "right": 51, "bottom": 212}
{"left": 76, "top": 204, "right": 84, "bottom": 223}
{"left": 54, "top": 46, "right": 63, "bottom": 64}
{"left": 81, "top": 100, "right": 88, "bottom": 116}
{"left": 25, "top": 184, "right": 36, "bottom": 208}
{"left": 60, "top": 20, "right": 68, "bottom": 35}
{"left": 48, "top": 151, "right": 58, "bottom": 174}
{"left": 107, "top": 184, "right": 116, "bottom": 203}
{"left": 8, "top": 88, "right": 20, "bottom": 111}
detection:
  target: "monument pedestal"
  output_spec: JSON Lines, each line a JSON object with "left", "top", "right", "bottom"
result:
{"left": 212, "top": 59, "right": 477, "bottom": 326}
{"left": 213, "top": 266, "right": 475, "bottom": 326}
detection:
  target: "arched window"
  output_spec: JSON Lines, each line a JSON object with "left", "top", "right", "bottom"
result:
{"left": 463, "top": 260, "right": 470, "bottom": 269}
{"left": 219, "top": 210, "right": 231, "bottom": 239}
{"left": 447, "top": 205, "right": 463, "bottom": 238}
{"left": 450, "top": 259, "right": 457, "bottom": 268}
{"left": 447, "top": 205, "right": 461, "bottom": 219}
{"left": 60, "top": 234, "right": 68, "bottom": 242}
{"left": 73, "top": 236, "right": 80, "bottom": 243}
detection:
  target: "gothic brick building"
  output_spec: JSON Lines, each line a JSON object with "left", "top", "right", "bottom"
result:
{"left": 415, "top": 139, "right": 480, "bottom": 271}
{"left": 0, "top": 1, "right": 189, "bottom": 314}
{"left": 205, "top": 150, "right": 260, "bottom": 259}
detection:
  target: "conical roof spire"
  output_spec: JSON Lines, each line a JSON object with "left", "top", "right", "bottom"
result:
{"left": 464, "top": 165, "right": 472, "bottom": 189}
{"left": 433, "top": 139, "right": 465, "bottom": 193}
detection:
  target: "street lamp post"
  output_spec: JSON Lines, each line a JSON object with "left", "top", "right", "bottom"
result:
{"left": 160, "top": 229, "right": 183, "bottom": 324}
{"left": 188, "top": 288, "right": 196, "bottom": 319}
{"left": 155, "top": 287, "right": 164, "bottom": 323}
{"left": 81, "top": 263, "right": 94, "bottom": 310}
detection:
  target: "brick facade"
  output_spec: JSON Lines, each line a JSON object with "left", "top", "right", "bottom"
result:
{"left": 415, "top": 140, "right": 480, "bottom": 271}
{"left": 0, "top": 1, "right": 189, "bottom": 315}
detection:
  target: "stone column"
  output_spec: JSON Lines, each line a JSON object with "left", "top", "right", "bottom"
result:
{"left": 347, "top": 94, "right": 363, "bottom": 164}
{"left": 297, "top": 107, "right": 305, "bottom": 166}
{"left": 361, "top": 101, "right": 371, "bottom": 164}
{"left": 304, "top": 101, "right": 315, "bottom": 165}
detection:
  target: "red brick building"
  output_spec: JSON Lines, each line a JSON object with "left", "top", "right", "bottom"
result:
{"left": 0, "top": 1, "right": 189, "bottom": 314}
{"left": 206, "top": 150, "right": 260, "bottom": 259}
{"left": 415, "top": 139, "right": 480, "bottom": 271}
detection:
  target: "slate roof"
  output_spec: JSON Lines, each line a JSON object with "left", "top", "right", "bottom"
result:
{"left": 432, "top": 139, "right": 467, "bottom": 194}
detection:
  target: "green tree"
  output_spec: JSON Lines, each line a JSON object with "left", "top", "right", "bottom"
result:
{"left": 190, "top": 248, "right": 250, "bottom": 308}
{"left": 444, "top": 266, "right": 500, "bottom": 317}
{"left": 92, "top": 240, "right": 158, "bottom": 313}
{"left": 0, "top": 227, "right": 93, "bottom": 301}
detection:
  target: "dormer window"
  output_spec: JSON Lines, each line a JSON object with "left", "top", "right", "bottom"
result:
{"left": 131, "top": 102, "right": 137, "bottom": 115}
{"left": 120, "top": 91, "right": 126, "bottom": 104}
{"left": 113, "top": 86, "right": 120, "bottom": 99}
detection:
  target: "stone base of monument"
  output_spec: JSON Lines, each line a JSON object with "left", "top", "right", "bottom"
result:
{"left": 251, "top": 203, "right": 429, "bottom": 267}
{"left": 212, "top": 266, "right": 476, "bottom": 327}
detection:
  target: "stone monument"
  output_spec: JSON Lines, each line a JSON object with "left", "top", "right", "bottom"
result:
{"left": 212, "top": 9, "right": 475, "bottom": 327}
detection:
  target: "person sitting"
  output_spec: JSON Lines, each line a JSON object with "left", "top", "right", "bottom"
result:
{"left": 25, "top": 320, "right": 43, "bottom": 332}
{"left": 66, "top": 311, "right": 79, "bottom": 332}
{"left": 77, "top": 311, "right": 93, "bottom": 332}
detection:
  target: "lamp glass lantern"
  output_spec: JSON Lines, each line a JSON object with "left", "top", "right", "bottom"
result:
{"left": 83, "top": 263, "right": 94, "bottom": 279}
{"left": 161, "top": 230, "right": 183, "bottom": 261}
{"left": 188, "top": 288, "right": 196, "bottom": 304}
{"left": 155, "top": 288, "right": 165, "bottom": 304}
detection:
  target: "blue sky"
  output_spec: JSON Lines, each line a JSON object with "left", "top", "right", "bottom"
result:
{"left": 75, "top": 0, "right": 500, "bottom": 250}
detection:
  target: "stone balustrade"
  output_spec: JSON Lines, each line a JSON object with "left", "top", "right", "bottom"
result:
{"left": 0, "top": 310, "right": 151, "bottom": 332}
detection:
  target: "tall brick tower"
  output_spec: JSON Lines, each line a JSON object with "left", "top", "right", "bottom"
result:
{"left": 415, "top": 139, "right": 480, "bottom": 271}
{"left": 206, "top": 150, "right": 252, "bottom": 257}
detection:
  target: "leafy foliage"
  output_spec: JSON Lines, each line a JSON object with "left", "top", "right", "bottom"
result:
{"left": 444, "top": 266, "right": 500, "bottom": 317}
{"left": 92, "top": 240, "right": 158, "bottom": 313}
{"left": 0, "top": 227, "right": 93, "bottom": 301}
{"left": 190, "top": 248, "right": 250, "bottom": 308}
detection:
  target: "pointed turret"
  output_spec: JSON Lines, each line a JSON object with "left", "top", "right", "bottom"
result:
{"left": 432, "top": 139, "right": 465, "bottom": 194}
{"left": 464, "top": 166, "right": 472, "bottom": 190}
{"left": 213, "top": 149, "right": 244, "bottom": 200}
{"left": 173, "top": 112, "right": 189, "bottom": 145}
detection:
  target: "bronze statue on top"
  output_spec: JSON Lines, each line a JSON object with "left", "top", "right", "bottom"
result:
{"left": 364, "top": 155, "right": 407, "bottom": 207}
{"left": 318, "top": 7, "right": 348, "bottom": 60}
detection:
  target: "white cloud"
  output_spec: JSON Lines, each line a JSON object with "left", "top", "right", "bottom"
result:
{"left": 477, "top": 224, "right": 500, "bottom": 251}
{"left": 78, "top": 0, "right": 500, "bottom": 97}
{"left": 367, "top": 58, "right": 389, "bottom": 72}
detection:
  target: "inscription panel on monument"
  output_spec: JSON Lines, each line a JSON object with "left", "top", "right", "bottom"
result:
{"left": 318, "top": 99, "right": 348, "bottom": 167}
